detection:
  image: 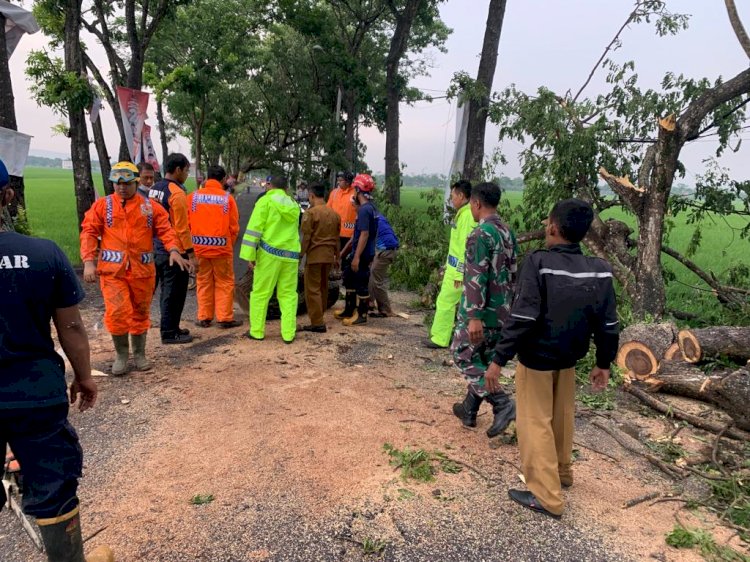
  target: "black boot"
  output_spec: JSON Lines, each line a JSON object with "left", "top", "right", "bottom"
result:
{"left": 343, "top": 295, "right": 369, "bottom": 326}
{"left": 37, "top": 507, "right": 86, "bottom": 562}
{"left": 334, "top": 290, "right": 357, "bottom": 319}
{"left": 452, "top": 390, "right": 483, "bottom": 428}
{"left": 486, "top": 391, "right": 516, "bottom": 438}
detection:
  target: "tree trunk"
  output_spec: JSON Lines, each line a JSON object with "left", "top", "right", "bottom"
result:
{"left": 663, "top": 343, "right": 683, "bottom": 361}
{"left": 91, "top": 113, "right": 112, "bottom": 195}
{"left": 463, "top": 0, "right": 507, "bottom": 182}
{"left": 64, "top": 0, "right": 96, "bottom": 226}
{"left": 157, "top": 96, "right": 169, "bottom": 165}
{"left": 343, "top": 89, "right": 357, "bottom": 170}
{"left": 678, "top": 327, "right": 750, "bottom": 364}
{"left": 616, "top": 322, "right": 676, "bottom": 379}
{"left": 0, "top": 13, "right": 26, "bottom": 213}
{"left": 384, "top": 0, "right": 423, "bottom": 206}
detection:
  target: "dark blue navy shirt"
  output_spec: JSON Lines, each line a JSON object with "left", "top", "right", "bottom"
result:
{"left": 0, "top": 232, "right": 85, "bottom": 409}
{"left": 351, "top": 202, "right": 378, "bottom": 260}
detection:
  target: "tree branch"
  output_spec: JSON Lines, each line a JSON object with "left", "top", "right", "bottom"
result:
{"left": 724, "top": 0, "right": 750, "bottom": 58}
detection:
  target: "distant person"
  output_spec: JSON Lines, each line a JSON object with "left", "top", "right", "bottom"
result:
{"left": 137, "top": 161, "right": 155, "bottom": 198}
{"left": 1, "top": 158, "right": 115, "bottom": 562}
{"left": 424, "top": 180, "right": 477, "bottom": 349}
{"left": 450, "top": 182, "right": 517, "bottom": 439}
{"left": 486, "top": 198, "right": 619, "bottom": 519}
{"left": 368, "top": 210, "right": 399, "bottom": 317}
{"left": 334, "top": 174, "right": 377, "bottom": 326}
{"left": 240, "top": 175, "right": 301, "bottom": 343}
{"left": 149, "top": 153, "right": 197, "bottom": 344}
{"left": 0, "top": 163, "right": 15, "bottom": 232}
{"left": 300, "top": 181, "right": 340, "bottom": 333}
{"left": 327, "top": 171, "right": 357, "bottom": 251}
{"left": 80, "top": 161, "right": 189, "bottom": 374}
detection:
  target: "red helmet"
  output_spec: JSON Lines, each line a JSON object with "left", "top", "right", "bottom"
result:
{"left": 352, "top": 173, "right": 375, "bottom": 193}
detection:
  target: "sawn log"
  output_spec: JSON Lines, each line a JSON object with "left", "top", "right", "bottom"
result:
{"left": 678, "top": 326, "right": 750, "bottom": 364}
{"left": 616, "top": 322, "right": 677, "bottom": 379}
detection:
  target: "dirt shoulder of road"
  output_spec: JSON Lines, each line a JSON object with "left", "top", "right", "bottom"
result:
{"left": 2, "top": 288, "right": 744, "bottom": 562}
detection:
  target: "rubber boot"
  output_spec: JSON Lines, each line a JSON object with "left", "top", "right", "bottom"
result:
{"left": 343, "top": 295, "right": 369, "bottom": 326}
{"left": 111, "top": 334, "right": 130, "bottom": 376}
{"left": 485, "top": 391, "right": 516, "bottom": 438}
{"left": 452, "top": 390, "right": 483, "bottom": 428}
{"left": 334, "top": 290, "right": 356, "bottom": 320}
{"left": 37, "top": 507, "right": 87, "bottom": 562}
{"left": 130, "top": 332, "right": 151, "bottom": 371}
{"left": 37, "top": 507, "right": 115, "bottom": 562}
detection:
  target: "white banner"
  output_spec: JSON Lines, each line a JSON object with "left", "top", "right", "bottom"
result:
{"left": 0, "top": 0, "right": 40, "bottom": 58}
{"left": 0, "top": 127, "right": 32, "bottom": 176}
{"left": 445, "top": 98, "right": 469, "bottom": 205}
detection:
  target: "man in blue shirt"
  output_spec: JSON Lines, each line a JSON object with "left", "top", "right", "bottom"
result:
{"left": 334, "top": 174, "right": 378, "bottom": 326}
{"left": 0, "top": 159, "right": 112, "bottom": 561}
{"left": 369, "top": 211, "right": 399, "bottom": 317}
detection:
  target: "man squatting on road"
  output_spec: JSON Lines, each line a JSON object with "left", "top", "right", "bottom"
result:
{"left": 485, "top": 198, "right": 620, "bottom": 519}
{"left": 0, "top": 158, "right": 114, "bottom": 561}
{"left": 450, "top": 181, "right": 518, "bottom": 439}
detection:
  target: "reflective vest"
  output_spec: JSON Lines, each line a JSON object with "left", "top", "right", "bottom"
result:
{"left": 240, "top": 189, "right": 301, "bottom": 263}
{"left": 80, "top": 194, "right": 180, "bottom": 278}
{"left": 445, "top": 204, "right": 477, "bottom": 281}
{"left": 148, "top": 178, "right": 193, "bottom": 255}
{"left": 327, "top": 185, "right": 357, "bottom": 238}
{"left": 187, "top": 180, "right": 239, "bottom": 258}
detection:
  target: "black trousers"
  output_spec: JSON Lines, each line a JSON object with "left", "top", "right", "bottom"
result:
{"left": 155, "top": 253, "right": 189, "bottom": 338}
{"left": 343, "top": 254, "right": 373, "bottom": 297}
{"left": 0, "top": 403, "right": 82, "bottom": 518}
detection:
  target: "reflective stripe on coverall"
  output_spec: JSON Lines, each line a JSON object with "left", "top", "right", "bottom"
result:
{"left": 429, "top": 203, "right": 478, "bottom": 347}
{"left": 80, "top": 194, "right": 181, "bottom": 335}
{"left": 188, "top": 179, "right": 240, "bottom": 322}
{"left": 239, "top": 188, "right": 301, "bottom": 341}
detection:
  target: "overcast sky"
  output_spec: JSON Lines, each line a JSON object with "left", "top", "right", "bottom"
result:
{"left": 7, "top": 0, "right": 750, "bottom": 181}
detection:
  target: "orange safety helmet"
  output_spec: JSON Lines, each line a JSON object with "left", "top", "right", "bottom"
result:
{"left": 352, "top": 173, "right": 375, "bottom": 193}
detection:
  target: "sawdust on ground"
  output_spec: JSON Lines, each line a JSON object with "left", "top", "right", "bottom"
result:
{"left": 2, "top": 289, "right": 743, "bottom": 562}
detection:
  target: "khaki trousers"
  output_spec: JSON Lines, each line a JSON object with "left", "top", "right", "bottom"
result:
{"left": 515, "top": 362, "right": 576, "bottom": 516}
{"left": 304, "top": 262, "right": 331, "bottom": 326}
{"left": 369, "top": 249, "right": 397, "bottom": 313}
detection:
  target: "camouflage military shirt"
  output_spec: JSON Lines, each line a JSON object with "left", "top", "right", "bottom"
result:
{"left": 456, "top": 215, "right": 517, "bottom": 328}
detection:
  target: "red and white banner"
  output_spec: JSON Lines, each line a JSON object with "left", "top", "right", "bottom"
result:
{"left": 116, "top": 86, "right": 149, "bottom": 162}
{"left": 142, "top": 124, "right": 160, "bottom": 173}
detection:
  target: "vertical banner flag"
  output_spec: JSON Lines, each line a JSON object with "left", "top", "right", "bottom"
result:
{"left": 0, "top": 126, "right": 32, "bottom": 177}
{"left": 142, "top": 124, "right": 160, "bottom": 173}
{"left": 116, "top": 86, "right": 149, "bottom": 162}
{"left": 444, "top": 98, "right": 469, "bottom": 213}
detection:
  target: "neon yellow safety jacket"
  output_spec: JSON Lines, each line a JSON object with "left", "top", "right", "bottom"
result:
{"left": 240, "top": 189, "right": 301, "bottom": 263}
{"left": 444, "top": 204, "right": 477, "bottom": 281}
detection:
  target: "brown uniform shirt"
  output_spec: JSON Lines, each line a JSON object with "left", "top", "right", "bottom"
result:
{"left": 301, "top": 204, "right": 341, "bottom": 264}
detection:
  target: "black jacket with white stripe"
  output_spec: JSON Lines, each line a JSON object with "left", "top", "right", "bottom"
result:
{"left": 492, "top": 243, "right": 619, "bottom": 371}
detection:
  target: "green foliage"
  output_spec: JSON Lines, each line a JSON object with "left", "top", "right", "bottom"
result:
{"left": 645, "top": 439, "right": 687, "bottom": 463}
{"left": 383, "top": 443, "right": 463, "bottom": 483}
{"left": 379, "top": 189, "right": 449, "bottom": 291}
{"left": 361, "top": 537, "right": 387, "bottom": 555}
{"left": 189, "top": 494, "right": 214, "bottom": 505}
{"left": 665, "top": 524, "right": 749, "bottom": 562}
{"left": 12, "top": 205, "right": 32, "bottom": 236}
{"left": 25, "top": 51, "right": 94, "bottom": 115}
{"left": 709, "top": 475, "right": 750, "bottom": 532}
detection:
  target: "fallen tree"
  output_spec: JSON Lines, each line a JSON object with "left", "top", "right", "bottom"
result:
{"left": 677, "top": 326, "right": 750, "bottom": 364}
{"left": 616, "top": 322, "right": 677, "bottom": 379}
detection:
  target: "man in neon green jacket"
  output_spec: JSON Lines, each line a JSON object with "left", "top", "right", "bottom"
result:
{"left": 425, "top": 180, "right": 477, "bottom": 348}
{"left": 240, "top": 175, "right": 301, "bottom": 343}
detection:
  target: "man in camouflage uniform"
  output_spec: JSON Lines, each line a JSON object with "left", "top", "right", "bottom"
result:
{"left": 450, "top": 181, "right": 518, "bottom": 438}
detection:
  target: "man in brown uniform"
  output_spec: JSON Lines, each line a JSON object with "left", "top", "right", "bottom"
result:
{"left": 300, "top": 182, "right": 341, "bottom": 333}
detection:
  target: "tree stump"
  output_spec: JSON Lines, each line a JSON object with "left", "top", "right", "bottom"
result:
{"left": 678, "top": 326, "right": 750, "bottom": 363}
{"left": 616, "top": 322, "right": 676, "bottom": 379}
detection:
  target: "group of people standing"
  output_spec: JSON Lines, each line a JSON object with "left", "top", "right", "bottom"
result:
{"left": 0, "top": 152, "right": 622, "bottom": 561}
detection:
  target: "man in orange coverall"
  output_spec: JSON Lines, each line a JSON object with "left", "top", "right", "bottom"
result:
{"left": 327, "top": 171, "right": 357, "bottom": 250}
{"left": 188, "top": 165, "right": 241, "bottom": 328}
{"left": 80, "top": 161, "right": 190, "bottom": 376}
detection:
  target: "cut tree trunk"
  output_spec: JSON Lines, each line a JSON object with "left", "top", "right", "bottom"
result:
{"left": 616, "top": 322, "right": 676, "bottom": 379}
{"left": 713, "top": 366, "right": 750, "bottom": 431}
{"left": 678, "top": 326, "right": 750, "bottom": 363}
{"left": 663, "top": 343, "right": 683, "bottom": 361}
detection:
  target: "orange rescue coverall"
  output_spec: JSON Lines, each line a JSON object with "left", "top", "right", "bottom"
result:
{"left": 80, "top": 194, "right": 181, "bottom": 335}
{"left": 187, "top": 180, "right": 240, "bottom": 322}
{"left": 327, "top": 184, "right": 358, "bottom": 240}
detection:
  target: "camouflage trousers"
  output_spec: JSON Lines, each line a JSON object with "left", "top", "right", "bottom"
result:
{"left": 450, "top": 322, "right": 501, "bottom": 397}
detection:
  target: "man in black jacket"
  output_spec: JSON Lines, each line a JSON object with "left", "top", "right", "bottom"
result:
{"left": 485, "top": 198, "right": 619, "bottom": 519}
